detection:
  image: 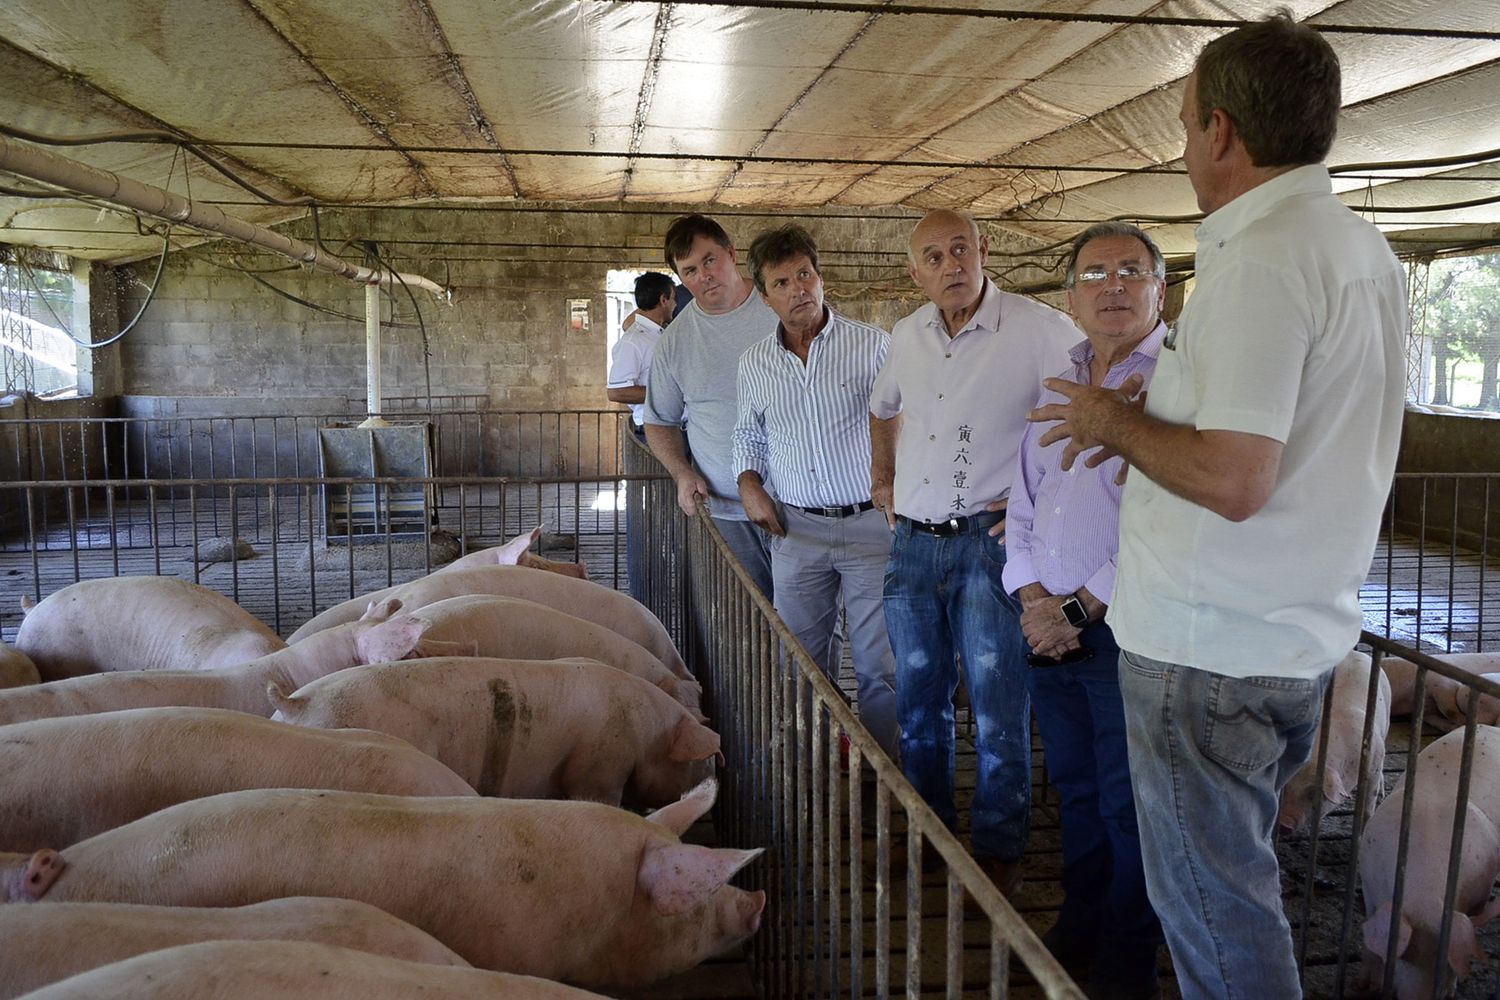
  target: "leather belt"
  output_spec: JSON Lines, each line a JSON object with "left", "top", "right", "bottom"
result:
{"left": 789, "top": 500, "right": 877, "bottom": 519}
{"left": 899, "top": 510, "right": 1004, "bottom": 537}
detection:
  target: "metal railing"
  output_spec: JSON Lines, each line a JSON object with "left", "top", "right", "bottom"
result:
{"left": 1287, "top": 634, "right": 1500, "bottom": 1000}
{"left": 623, "top": 431, "right": 1084, "bottom": 999}
{"left": 0, "top": 473, "right": 650, "bottom": 642}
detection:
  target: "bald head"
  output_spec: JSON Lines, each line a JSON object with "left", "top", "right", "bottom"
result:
{"left": 907, "top": 209, "right": 989, "bottom": 327}
{"left": 908, "top": 210, "right": 981, "bottom": 266}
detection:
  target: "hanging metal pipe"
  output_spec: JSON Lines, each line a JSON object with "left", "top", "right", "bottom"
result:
{"left": 0, "top": 133, "right": 446, "bottom": 296}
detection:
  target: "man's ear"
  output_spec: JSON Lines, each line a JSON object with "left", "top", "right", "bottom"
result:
{"left": 1208, "top": 107, "right": 1237, "bottom": 162}
{"left": 907, "top": 260, "right": 920, "bottom": 286}
{"left": 976, "top": 232, "right": 990, "bottom": 266}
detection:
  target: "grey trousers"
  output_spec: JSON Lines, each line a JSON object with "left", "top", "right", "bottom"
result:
{"left": 713, "top": 516, "right": 775, "bottom": 600}
{"left": 770, "top": 505, "right": 899, "bottom": 760}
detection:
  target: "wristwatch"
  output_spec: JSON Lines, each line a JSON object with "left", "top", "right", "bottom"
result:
{"left": 1060, "top": 593, "right": 1089, "bottom": 628}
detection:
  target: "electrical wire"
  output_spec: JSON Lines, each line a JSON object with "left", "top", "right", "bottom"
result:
{"left": 12, "top": 225, "right": 171, "bottom": 350}
{"left": 364, "top": 240, "right": 434, "bottom": 412}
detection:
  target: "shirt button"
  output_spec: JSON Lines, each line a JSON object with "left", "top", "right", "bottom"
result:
{"left": 937, "top": 393, "right": 944, "bottom": 399}
{"left": 928, "top": 434, "right": 936, "bottom": 441}
{"left": 1049, "top": 548, "right": 1057, "bottom": 556}
{"left": 1054, "top": 506, "right": 1062, "bottom": 514}
{"left": 923, "top": 478, "right": 930, "bottom": 484}
{"left": 945, "top": 353, "right": 952, "bottom": 359}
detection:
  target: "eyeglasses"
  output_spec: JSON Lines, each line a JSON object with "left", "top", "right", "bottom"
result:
{"left": 1071, "top": 265, "right": 1160, "bottom": 287}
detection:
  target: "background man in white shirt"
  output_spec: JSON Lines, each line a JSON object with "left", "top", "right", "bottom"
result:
{"left": 607, "top": 271, "right": 674, "bottom": 438}
{"left": 1028, "top": 14, "right": 1407, "bottom": 998}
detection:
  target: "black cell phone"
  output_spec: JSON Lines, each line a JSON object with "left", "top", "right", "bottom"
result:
{"left": 1027, "top": 645, "right": 1094, "bottom": 668}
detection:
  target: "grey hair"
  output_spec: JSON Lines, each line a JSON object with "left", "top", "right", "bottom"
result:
{"left": 1063, "top": 222, "right": 1166, "bottom": 288}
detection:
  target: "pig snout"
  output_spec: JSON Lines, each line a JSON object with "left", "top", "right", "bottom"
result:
{"left": 2, "top": 849, "right": 65, "bottom": 902}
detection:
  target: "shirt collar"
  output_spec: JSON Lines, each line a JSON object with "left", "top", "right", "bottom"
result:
{"left": 1196, "top": 164, "right": 1332, "bottom": 249}
{"left": 920, "top": 278, "right": 1001, "bottom": 339}
{"left": 776, "top": 305, "right": 835, "bottom": 354}
{"left": 629, "top": 314, "right": 663, "bottom": 337}
{"left": 1067, "top": 320, "right": 1168, "bottom": 368}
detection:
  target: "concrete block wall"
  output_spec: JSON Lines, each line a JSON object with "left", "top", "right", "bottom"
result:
{"left": 115, "top": 203, "right": 1068, "bottom": 414}
{"left": 1393, "top": 407, "right": 1500, "bottom": 551}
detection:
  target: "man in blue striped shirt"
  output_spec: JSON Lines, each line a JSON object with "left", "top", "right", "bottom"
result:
{"left": 731, "top": 225, "right": 899, "bottom": 760}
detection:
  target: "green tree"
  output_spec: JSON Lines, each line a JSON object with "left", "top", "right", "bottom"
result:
{"left": 1425, "top": 252, "right": 1500, "bottom": 410}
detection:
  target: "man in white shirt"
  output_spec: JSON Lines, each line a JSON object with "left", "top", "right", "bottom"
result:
{"left": 608, "top": 271, "right": 674, "bottom": 603}
{"left": 1028, "top": 14, "right": 1406, "bottom": 998}
{"left": 607, "top": 271, "right": 674, "bottom": 438}
{"left": 645, "top": 215, "right": 779, "bottom": 598}
{"left": 732, "top": 224, "right": 898, "bottom": 759}
{"left": 870, "top": 209, "right": 1077, "bottom": 895}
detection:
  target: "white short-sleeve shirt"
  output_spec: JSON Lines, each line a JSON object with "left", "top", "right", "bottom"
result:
{"left": 606, "top": 315, "right": 663, "bottom": 426}
{"left": 870, "top": 279, "right": 1078, "bottom": 522}
{"left": 1109, "top": 165, "right": 1408, "bottom": 679}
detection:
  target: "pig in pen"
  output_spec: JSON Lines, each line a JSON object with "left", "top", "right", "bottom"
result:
{"left": 2, "top": 410, "right": 1498, "bottom": 999}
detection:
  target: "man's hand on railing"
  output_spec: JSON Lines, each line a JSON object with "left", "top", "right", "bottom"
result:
{"left": 674, "top": 469, "right": 711, "bottom": 518}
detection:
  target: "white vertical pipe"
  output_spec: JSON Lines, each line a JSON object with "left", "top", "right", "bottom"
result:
{"left": 365, "top": 282, "right": 383, "bottom": 422}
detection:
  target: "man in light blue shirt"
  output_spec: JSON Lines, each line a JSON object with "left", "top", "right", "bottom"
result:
{"left": 732, "top": 225, "right": 898, "bottom": 759}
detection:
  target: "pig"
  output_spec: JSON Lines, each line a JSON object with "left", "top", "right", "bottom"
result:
{"left": 0, "top": 599, "right": 470, "bottom": 727}
{"left": 0, "top": 642, "right": 38, "bottom": 689}
{"left": 439, "top": 525, "right": 588, "bottom": 579}
{"left": 286, "top": 564, "right": 689, "bottom": 681}
{"left": 16, "top": 576, "right": 285, "bottom": 680}
{"left": 2, "top": 781, "right": 765, "bottom": 989}
{"left": 1359, "top": 725, "right": 1500, "bottom": 1000}
{"left": 1279, "top": 650, "right": 1391, "bottom": 835}
{"left": 0, "top": 707, "right": 477, "bottom": 852}
{"left": 0, "top": 898, "right": 468, "bottom": 1000}
{"left": 406, "top": 594, "right": 702, "bottom": 715}
{"left": 1383, "top": 652, "right": 1500, "bottom": 732}
{"left": 11, "top": 939, "right": 608, "bottom": 1000}
{"left": 268, "top": 656, "right": 717, "bottom": 806}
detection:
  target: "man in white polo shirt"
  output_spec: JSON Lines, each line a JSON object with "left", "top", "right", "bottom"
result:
{"left": 732, "top": 224, "right": 898, "bottom": 760}
{"left": 870, "top": 208, "right": 1077, "bottom": 894}
{"left": 1028, "top": 14, "right": 1406, "bottom": 998}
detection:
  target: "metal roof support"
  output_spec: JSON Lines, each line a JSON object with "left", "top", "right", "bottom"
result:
{"left": 0, "top": 133, "right": 446, "bottom": 296}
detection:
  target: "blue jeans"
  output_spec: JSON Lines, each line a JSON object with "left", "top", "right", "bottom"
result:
{"left": 883, "top": 517, "right": 1029, "bottom": 862}
{"left": 1118, "top": 650, "right": 1330, "bottom": 1000}
{"left": 1029, "top": 623, "right": 1159, "bottom": 963}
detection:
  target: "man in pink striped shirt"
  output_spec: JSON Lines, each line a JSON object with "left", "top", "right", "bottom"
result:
{"left": 1003, "top": 221, "right": 1166, "bottom": 1000}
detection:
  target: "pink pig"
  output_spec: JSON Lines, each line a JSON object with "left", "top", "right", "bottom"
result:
{"left": 17, "top": 576, "right": 285, "bottom": 680}
{"left": 287, "top": 564, "right": 689, "bottom": 681}
{"left": 0, "top": 898, "right": 468, "bottom": 1000}
{"left": 11, "top": 939, "right": 609, "bottom": 1000}
{"left": 0, "top": 706, "right": 476, "bottom": 853}
{"left": 269, "top": 656, "right": 716, "bottom": 806}
{"left": 0, "top": 599, "right": 470, "bottom": 727}
{"left": 440, "top": 526, "right": 589, "bottom": 579}
{"left": 1383, "top": 652, "right": 1500, "bottom": 732}
{"left": 1359, "top": 725, "right": 1500, "bottom": 1000}
{"left": 406, "top": 594, "right": 702, "bottom": 715}
{"left": 2, "top": 780, "right": 765, "bottom": 989}
{"left": 0, "top": 642, "right": 38, "bottom": 689}
{"left": 1279, "top": 650, "right": 1391, "bottom": 835}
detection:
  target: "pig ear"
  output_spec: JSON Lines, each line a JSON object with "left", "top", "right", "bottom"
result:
{"left": 645, "top": 778, "right": 718, "bottom": 835}
{"left": 1448, "top": 912, "right": 1486, "bottom": 976}
{"left": 1363, "top": 902, "right": 1412, "bottom": 961}
{"left": 638, "top": 844, "right": 762, "bottom": 916}
{"left": 19, "top": 595, "right": 35, "bottom": 614}
{"left": 669, "top": 716, "right": 721, "bottom": 763}
{"left": 495, "top": 527, "right": 543, "bottom": 566}
{"left": 355, "top": 615, "right": 429, "bottom": 664}
{"left": 360, "top": 598, "right": 403, "bottom": 622}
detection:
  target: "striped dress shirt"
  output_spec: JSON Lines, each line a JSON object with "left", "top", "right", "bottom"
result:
{"left": 731, "top": 307, "right": 889, "bottom": 508}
